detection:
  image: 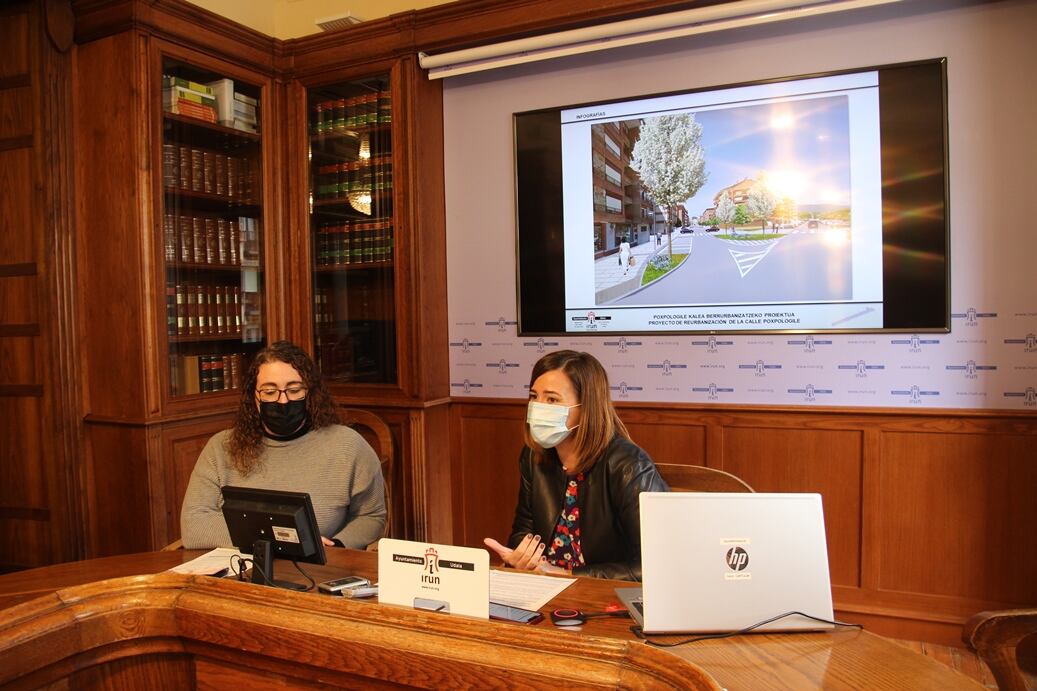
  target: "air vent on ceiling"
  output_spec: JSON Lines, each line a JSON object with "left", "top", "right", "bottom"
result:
{"left": 316, "top": 12, "right": 364, "bottom": 32}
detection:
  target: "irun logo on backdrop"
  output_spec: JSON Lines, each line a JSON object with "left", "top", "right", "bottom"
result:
{"left": 450, "top": 379, "right": 484, "bottom": 394}
{"left": 604, "top": 337, "right": 643, "bottom": 353}
{"left": 890, "top": 335, "right": 941, "bottom": 352}
{"left": 945, "top": 360, "right": 997, "bottom": 379}
{"left": 522, "top": 337, "right": 559, "bottom": 354}
{"left": 951, "top": 307, "right": 997, "bottom": 326}
{"left": 647, "top": 360, "right": 688, "bottom": 376}
{"left": 891, "top": 385, "right": 940, "bottom": 404}
{"left": 786, "top": 335, "right": 833, "bottom": 353}
{"left": 739, "top": 360, "right": 782, "bottom": 377}
{"left": 691, "top": 336, "right": 735, "bottom": 353}
{"left": 1003, "top": 333, "right": 1037, "bottom": 352}
{"left": 449, "top": 338, "right": 483, "bottom": 353}
{"left": 610, "top": 381, "right": 644, "bottom": 398}
{"left": 787, "top": 384, "right": 833, "bottom": 402}
{"left": 484, "top": 316, "right": 518, "bottom": 332}
{"left": 1004, "top": 387, "right": 1037, "bottom": 406}
{"left": 692, "top": 383, "right": 734, "bottom": 400}
{"left": 486, "top": 359, "right": 520, "bottom": 374}
{"left": 837, "top": 360, "right": 886, "bottom": 377}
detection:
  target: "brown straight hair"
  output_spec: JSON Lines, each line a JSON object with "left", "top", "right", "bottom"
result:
{"left": 524, "top": 350, "right": 629, "bottom": 474}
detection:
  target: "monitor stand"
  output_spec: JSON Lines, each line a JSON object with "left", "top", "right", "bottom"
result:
{"left": 251, "top": 539, "right": 308, "bottom": 591}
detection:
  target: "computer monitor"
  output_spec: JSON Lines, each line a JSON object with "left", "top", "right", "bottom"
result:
{"left": 220, "top": 486, "right": 327, "bottom": 591}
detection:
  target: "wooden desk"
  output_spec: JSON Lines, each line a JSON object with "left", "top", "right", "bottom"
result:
{"left": 0, "top": 549, "right": 981, "bottom": 689}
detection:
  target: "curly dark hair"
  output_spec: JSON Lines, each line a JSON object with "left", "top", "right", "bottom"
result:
{"left": 226, "top": 340, "right": 339, "bottom": 475}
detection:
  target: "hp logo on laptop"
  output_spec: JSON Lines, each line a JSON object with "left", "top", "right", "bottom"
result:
{"left": 726, "top": 546, "right": 749, "bottom": 571}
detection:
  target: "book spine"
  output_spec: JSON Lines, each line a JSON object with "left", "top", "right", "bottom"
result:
{"left": 175, "top": 284, "right": 187, "bottom": 335}
{"left": 233, "top": 91, "right": 259, "bottom": 107}
{"left": 170, "top": 99, "right": 218, "bottom": 123}
{"left": 165, "top": 76, "right": 215, "bottom": 97}
{"left": 166, "top": 285, "right": 177, "bottom": 335}
{"left": 212, "top": 355, "right": 225, "bottom": 392}
{"left": 199, "top": 355, "right": 212, "bottom": 393}
{"left": 196, "top": 284, "right": 208, "bottom": 335}
{"left": 186, "top": 285, "right": 198, "bottom": 335}
{"left": 178, "top": 215, "right": 192, "bottom": 263}
{"left": 165, "top": 85, "right": 218, "bottom": 109}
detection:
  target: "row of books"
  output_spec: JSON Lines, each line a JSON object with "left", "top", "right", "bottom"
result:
{"left": 206, "top": 78, "right": 259, "bottom": 132}
{"left": 164, "top": 213, "right": 260, "bottom": 266}
{"left": 315, "top": 220, "right": 394, "bottom": 266}
{"left": 314, "top": 156, "right": 393, "bottom": 200}
{"left": 312, "top": 91, "right": 391, "bottom": 136}
{"left": 162, "top": 143, "right": 259, "bottom": 203}
{"left": 167, "top": 283, "right": 244, "bottom": 337}
{"left": 163, "top": 75, "right": 259, "bottom": 133}
{"left": 170, "top": 352, "right": 245, "bottom": 396}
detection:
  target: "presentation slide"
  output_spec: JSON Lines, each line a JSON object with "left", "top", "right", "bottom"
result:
{"left": 560, "top": 72, "right": 884, "bottom": 333}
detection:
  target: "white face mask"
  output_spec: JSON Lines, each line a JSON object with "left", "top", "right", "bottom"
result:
{"left": 527, "top": 401, "right": 580, "bottom": 449}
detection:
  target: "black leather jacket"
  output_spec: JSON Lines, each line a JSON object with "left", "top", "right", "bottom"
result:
{"left": 507, "top": 435, "right": 669, "bottom": 581}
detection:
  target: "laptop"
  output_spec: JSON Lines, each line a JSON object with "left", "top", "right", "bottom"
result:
{"left": 617, "top": 492, "right": 834, "bottom": 633}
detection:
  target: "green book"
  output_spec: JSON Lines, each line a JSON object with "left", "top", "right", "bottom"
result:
{"left": 164, "top": 75, "right": 215, "bottom": 97}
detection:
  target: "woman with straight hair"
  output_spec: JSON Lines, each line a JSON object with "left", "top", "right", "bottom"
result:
{"left": 181, "top": 340, "right": 386, "bottom": 550}
{"left": 484, "top": 350, "right": 668, "bottom": 581}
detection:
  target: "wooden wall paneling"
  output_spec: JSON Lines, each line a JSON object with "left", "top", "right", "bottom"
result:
{"left": 394, "top": 55, "right": 448, "bottom": 401}
{"left": 876, "top": 430, "right": 1037, "bottom": 605}
{"left": 0, "top": 397, "right": 47, "bottom": 572}
{"left": 39, "top": 0, "right": 86, "bottom": 567}
{"left": 81, "top": 423, "right": 152, "bottom": 556}
{"left": 74, "top": 30, "right": 150, "bottom": 420}
{"left": 417, "top": 401, "right": 453, "bottom": 543}
{"left": 280, "top": 77, "right": 312, "bottom": 351}
{"left": 0, "top": 85, "right": 33, "bottom": 141}
{"left": 158, "top": 413, "right": 236, "bottom": 548}
{"left": 0, "top": 8, "right": 30, "bottom": 80}
{"left": 0, "top": 148, "right": 35, "bottom": 272}
{"left": 0, "top": 0, "right": 80, "bottom": 570}
{"left": 721, "top": 424, "right": 864, "bottom": 588}
{"left": 451, "top": 401, "right": 525, "bottom": 548}
{"left": 619, "top": 406, "right": 708, "bottom": 467}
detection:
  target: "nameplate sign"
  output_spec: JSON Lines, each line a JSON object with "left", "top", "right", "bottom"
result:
{"left": 377, "top": 538, "right": 489, "bottom": 619}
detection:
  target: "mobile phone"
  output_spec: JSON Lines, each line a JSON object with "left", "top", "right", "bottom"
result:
{"left": 489, "top": 602, "right": 544, "bottom": 624}
{"left": 318, "top": 576, "right": 371, "bottom": 595}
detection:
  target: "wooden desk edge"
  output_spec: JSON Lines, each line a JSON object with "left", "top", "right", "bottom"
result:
{"left": 0, "top": 569, "right": 721, "bottom": 689}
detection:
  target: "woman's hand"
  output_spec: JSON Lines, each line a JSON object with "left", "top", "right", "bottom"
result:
{"left": 321, "top": 537, "right": 336, "bottom": 547}
{"left": 483, "top": 534, "right": 546, "bottom": 570}
{"left": 535, "top": 561, "right": 569, "bottom": 575}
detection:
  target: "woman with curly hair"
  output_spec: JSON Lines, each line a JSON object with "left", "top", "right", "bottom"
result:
{"left": 180, "top": 340, "right": 386, "bottom": 549}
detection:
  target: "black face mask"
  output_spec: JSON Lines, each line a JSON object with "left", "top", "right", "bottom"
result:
{"left": 259, "top": 399, "right": 309, "bottom": 438}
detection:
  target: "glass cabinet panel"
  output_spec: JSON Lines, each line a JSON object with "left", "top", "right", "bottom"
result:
{"left": 308, "top": 76, "right": 396, "bottom": 385}
{"left": 161, "top": 57, "right": 266, "bottom": 398}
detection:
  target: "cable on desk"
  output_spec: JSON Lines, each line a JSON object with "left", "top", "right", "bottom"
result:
{"left": 632, "top": 611, "right": 863, "bottom": 647}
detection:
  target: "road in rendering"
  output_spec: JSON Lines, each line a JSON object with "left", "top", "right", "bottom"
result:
{"left": 609, "top": 228, "right": 853, "bottom": 306}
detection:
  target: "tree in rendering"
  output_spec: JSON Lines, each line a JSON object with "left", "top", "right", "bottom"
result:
{"left": 715, "top": 191, "right": 736, "bottom": 235}
{"left": 747, "top": 174, "right": 778, "bottom": 233}
{"left": 631, "top": 113, "right": 707, "bottom": 258}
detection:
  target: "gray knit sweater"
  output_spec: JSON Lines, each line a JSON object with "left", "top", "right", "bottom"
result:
{"left": 180, "top": 424, "right": 386, "bottom": 550}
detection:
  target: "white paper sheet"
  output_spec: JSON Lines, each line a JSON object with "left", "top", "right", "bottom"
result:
{"left": 489, "top": 569, "right": 575, "bottom": 611}
{"left": 167, "top": 547, "right": 247, "bottom": 577}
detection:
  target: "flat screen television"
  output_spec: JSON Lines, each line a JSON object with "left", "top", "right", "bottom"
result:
{"left": 515, "top": 59, "right": 949, "bottom": 335}
{"left": 221, "top": 486, "right": 326, "bottom": 590}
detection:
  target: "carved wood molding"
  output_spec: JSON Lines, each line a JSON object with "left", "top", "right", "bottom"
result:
{"left": 0, "top": 573, "right": 721, "bottom": 689}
